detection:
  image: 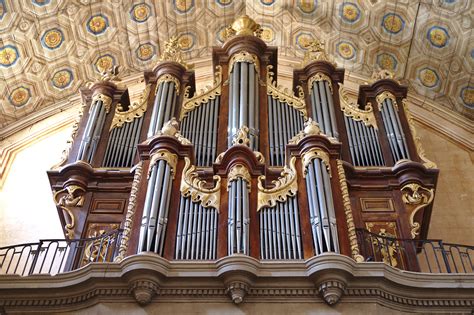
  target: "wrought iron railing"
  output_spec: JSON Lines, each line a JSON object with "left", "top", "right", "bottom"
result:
{"left": 0, "top": 229, "right": 122, "bottom": 276}
{"left": 356, "top": 228, "right": 474, "bottom": 273}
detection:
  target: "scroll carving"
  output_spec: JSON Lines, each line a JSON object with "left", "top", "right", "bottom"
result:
{"left": 227, "top": 164, "right": 251, "bottom": 191}
{"left": 266, "top": 65, "right": 307, "bottom": 117}
{"left": 302, "top": 148, "right": 331, "bottom": 177}
{"left": 148, "top": 149, "right": 178, "bottom": 179}
{"left": 180, "top": 66, "right": 222, "bottom": 119}
{"left": 376, "top": 91, "right": 398, "bottom": 110}
{"left": 339, "top": 84, "right": 378, "bottom": 129}
{"left": 110, "top": 84, "right": 150, "bottom": 130}
{"left": 257, "top": 156, "right": 298, "bottom": 211}
{"left": 308, "top": 72, "right": 333, "bottom": 94}
{"left": 92, "top": 93, "right": 113, "bottom": 114}
{"left": 180, "top": 157, "right": 221, "bottom": 211}
{"left": 115, "top": 161, "right": 143, "bottom": 262}
{"left": 53, "top": 185, "right": 86, "bottom": 239}
{"left": 229, "top": 51, "right": 260, "bottom": 77}
{"left": 156, "top": 74, "right": 181, "bottom": 95}
{"left": 402, "top": 99, "right": 437, "bottom": 169}
{"left": 337, "top": 160, "right": 364, "bottom": 263}
{"left": 401, "top": 183, "right": 435, "bottom": 238}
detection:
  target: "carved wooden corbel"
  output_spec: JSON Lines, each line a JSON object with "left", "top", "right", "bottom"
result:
{"left": 53, "top": 185, "right": 86, "bottom": 239}
{"left": 401, "top": 183, "right": 435, "bottom": 238}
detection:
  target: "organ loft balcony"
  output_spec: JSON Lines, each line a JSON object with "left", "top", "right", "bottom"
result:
{"left": 0, "top": 15, "right": 473, "bottom": 314}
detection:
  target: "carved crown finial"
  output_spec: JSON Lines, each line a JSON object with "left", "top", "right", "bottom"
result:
{"left": 301, "top": 38, "right": 335, "bottom": 67}
{"left": 98, "top": 65, "right": 120, "bottom": 82}
{"left": 223, "top": 15, "right": 263, "bottom": 41}
{"left": 159, "top": 36, "right": 188, "bottom": 68}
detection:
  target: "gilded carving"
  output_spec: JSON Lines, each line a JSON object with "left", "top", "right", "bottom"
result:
{"left": 222, "top": 15, "right": 263, "bottom": 41}
{"left": 308, "top": 72, "right": 333, "bottom": 94}
{"left": 339, "top": 84, "right": 378, "bottom": 129}
{"left": 156, "top": 74, "right": 181, "bottom": 95}
{"left": 257, "top": 156, "right": 298, "bottom": 211}
{"left": 288, "top": 118, "right": 323, "bottom": 145}
{"left": 229, "top": 51, "right": 260, "bottom": 77}
{"left": 98, "top": 65, "right": 120, "bottom": 83}
{"left": 92, "top": 92, "right": 113, "bottom": 114}
{"left": 110, "top": 84, "right": 150, "bottom": 130}
{"left": 180, "top": 157, "right": 221, "bottom": 211}
{"left": 180, "top": 65, "right": 222, "bottom": 120}
{"left": 370, "top": 68, "right": 397, "bottom": 82}
{"left": 153, "top": 117, "right": 191, "bottom": 146}
{"left": 402, "top": 99, "right": 437, "bottom": 169}
{"left": 82, "top": 223, "right": 119, "bottom": 266}
{"left": 266, "top": 65, "right": 307, "bottom": 117}
{"left": 232, "top": 125, "right": 250, "bottom": 146}
{"left": 302, "top": 148, "right": 331, "bottom": 177}
{"left": 301, "top": 38, "right": 336, "bottom": 67}
{"left": 337, "top": 160, "right": 364, "bottom": 263}
{"left": 401, "top": 183, "right": 435, "bottom": 238}
{"left": 115, "top": 161, "right": 143, "bottom": 262}
{"left": 366, "top": 222, "right": 399, "bottom": 267}
{"left": 227, "top": 164, "right": 251, "bottom": 191}
{"left": 148, "top": 149, "right": 178, "bottom": 179}
{"left": 158, "top": 35, "right": 188, "bottom": 69}
{"left": 376, "top": 91, "right": 398, "bottom": 111}
{"left": 53, "top": 185, "right": 86, "bottom": 239}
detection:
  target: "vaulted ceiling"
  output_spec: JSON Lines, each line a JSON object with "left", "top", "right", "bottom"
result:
{"left": 0, "top": 0, "right": 473, "bottom": 130}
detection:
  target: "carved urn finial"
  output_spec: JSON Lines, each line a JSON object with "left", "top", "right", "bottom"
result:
{"left": 223, "top": 15, "right": 263, "bottom": 40}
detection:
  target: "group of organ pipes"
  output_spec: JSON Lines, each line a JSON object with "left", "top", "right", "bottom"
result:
{"left": 48, "top": 16, "right": 438, "bottom": 270}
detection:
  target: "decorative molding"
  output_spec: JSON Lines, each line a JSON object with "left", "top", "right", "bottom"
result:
{"left": 91, "top": 93, "right": 113, "bottom": 114}
{"left": 227, "top": 164, "right": 251, "bottom": 190}
{"left": 308, "top": 72, "right": 333, "bottom": 94}
{"left": 339, "top": 84, "right": 378, "bottom": 129}
{"left": 156, "top": 73, "right": 181, "bottom": 96}
{"left": 115, "top": 161, "right": 143, "bottom": 262}
{"left": 257, "top": 156, "right": 298, "bottom": 211}
{"left": 337, "top": 160, "right": 364, "bottom": 263}
{"left": 53, "top": 185, "right": 86, "bottom": 239}
{"left": 232, "top": 125, "right": 250, "bottom": 146}
{"left": 180, "top": 66, "right": 222, "bottom": 120}
{"left": 376, "top": 91, "right": 398, "bottom": 111}
{"left": 267, "top": 65, "right": 307, "bottom": 117}
{"left": 360, "top": 197, "right": 395, "bottom": 212}
{"left": 148, "top": 149, "right": 178, "bottom": 179}
{"left": 110, "top": 84, "right": 150, "bottom": 131}
{"left": 402, "top": 99, "right": 437, "bottom": 169}
{"left": 181, "top": 157, "right": 221, "bottom": 211}
{"left": 401, "top": 183, "right": 435, "bottom": 238}
{"left": 228, "top": 51, "right": 260, "bottom": 77}
{"left": 302, "top": 148, "right": 331, "bottom": 177}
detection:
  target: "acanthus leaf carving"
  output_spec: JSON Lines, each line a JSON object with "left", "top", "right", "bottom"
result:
{"left": 232, "top": 125, "right": 250, "bottom": 147}
{"left": 308, "top": 72, "right": 333, "bottom": 94}
{"left": 110, "top": 84, "right": 151, "bottom": 131}
{"left": 339, "top": 84, "right": 378, "bottom": 130}
{"left": 227, "top": 164, "right": 251, "bottom": 191}
{"left": 376, "top": 91, "right": 398, "bottom": 111}
{"left": 148, "top": 149, "right": 178, "bottom": 179}
{"left": 156, "top": 74, "right": 181, "bottom": 95}
{"left": 229, "top": 51, "right": 260, "bottom": 77}
{"left": 302, "top": 148, "right": 331, "bottom": 177}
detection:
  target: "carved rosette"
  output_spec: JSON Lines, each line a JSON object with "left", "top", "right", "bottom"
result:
{"left": 339, "top": 84, "right": 378, "bottom": 129}
{"left": 180, "top": 66, "right": 222, "bottom": 120}
{"left": 302, "top": 148, "right": 331, "bottom": 177}
{"left": 53, "top": 185, "right": 86, "bottom": 239}
{"left": 129, "top": 279, "right": 159, "bottom": 306}
{"left": 401, "top": 183, "right": 435, "bottom": 238}
{"left": 376, "top": 91, "right": 398, "bottom": 110}
{"left": 228, "top": 51, "right": 260, "bottom": 77}
{"left": 91, "top": 93, "right": 113, "bottom": 113}
{"left": 156, "top": 73, "right": 181, "bottom": 95}
{"left": 227, "top": 164, "right": 251, "bottom": 191}
{"left": 180, "top": 157, "right": 221, "bottom": 211}
{"left": 110, "top": 84, "right": 151, "bottom": 130}
{"left": 266, "top": 65, "right": 307, "bottom": 117}
{"left": 148, "top": 149, "right": 178, "bottom": 179}
{"left": 308, "top": 72, "right": 333, "bottom": 94}
{"left": 337, "top": 160, "right": 364, "bottom": 262}
{"left": 257, "top": 156, "right": 298, "bottom": 211}
{"left": 318, "top": 280, "right": 346, "bottom": 305}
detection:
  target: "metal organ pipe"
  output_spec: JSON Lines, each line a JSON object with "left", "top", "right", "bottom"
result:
{"left": 228, "top": 178, "right": 250, "bottom": 255}
{"left": 77, "top": 99, "right": 108, "bottom": 163}
{"left": 310, "top": 80, "right": 338, "bottom": 139}
{"left": 147, "top": 80, "right": 178, "bottom": 137}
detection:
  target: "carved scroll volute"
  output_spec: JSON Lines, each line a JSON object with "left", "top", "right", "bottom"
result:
{"left": 53, "top": 185, "right": 86, "bottom": 239}
{"left": 401, "top": 183, "right": 435, "bottom": 238}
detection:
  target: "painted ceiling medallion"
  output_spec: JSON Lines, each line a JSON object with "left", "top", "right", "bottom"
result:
{"left": 0, "top": 45, "right": 19, "bottom": 67}
{"left": 32, "top": 0, "right": 51, "bottom": 6}
{"left": 418, "top": 68, "right": 439, "bottom": 88}
{"left": 0, "top": 0, "right": 6, "bottom": 19}
{"left": 382, "top": 13, "right": 404, "bottom": 34}
{"left": 136, "top": 43, "right": 155, "bottom": 61}
{"left": 174, "top": 0, "right": 194, "bottom": 13}
{"left": 216, "top": 0, "right": 232, "bottom": 6}
{"left": 337, "top": 41, "right": 356, "bottom": 60}
{"left": 296, "top": 32, "right": 314, "bottom": 50}
{"left": 340, "top": 3, "right": 360, "bottom": 23}
{"left": 178, "top": 33, "right": 195, "bottom": 51}
{"left": 298, "top": 0, "right": 317, "bottom": 14}
{"left": 9, "top": 86, "right": 31, "bottom": 107}
{"left": 87, "top": 14, "right": 109, "bottom": 35}
{"left": 130, "top": 3, "right": 151, "bottom": 23}
{"left": 41, "top": 28, "right": 64, "bottom": 50}
{"left": 260, "top": 27, "right": 274, "bottom": 42}
{"left": 260, "top": 0, "right": 275, "bottom": 5}
{"left": 460, "top": 86, "right": 473, "bottom": 108}
{"left": 94, "top": 54, "right": 116, "bottom": 73}
{"left": 376, "top": 53, "right": 398, "bottom": 71}
{"left": 52, "top": 69, "right": 73, "bottom": 89}
{"left": 427, "top": 26, "right": 449, "bottom": 48}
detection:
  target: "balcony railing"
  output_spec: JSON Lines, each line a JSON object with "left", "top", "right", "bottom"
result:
{"left": 0, "top": 229, "right": 122, "bottom": 276}
{"left": 356, "top": 228, "right": 474, "bottom": 273}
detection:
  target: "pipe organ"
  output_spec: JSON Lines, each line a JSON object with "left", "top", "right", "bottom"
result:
{"left": 48, "top": 15, "right": 439, "bottom": 272}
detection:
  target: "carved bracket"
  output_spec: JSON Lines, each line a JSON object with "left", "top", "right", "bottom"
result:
{"left": 180, "top": 157, "right": 221, "bottom": 211}
{"left": 318, "top": 279, "right": 346, "bottom": 305}
{"left": 110, "top": 84, "right": 150, "bottom": 130}
{"left": 401, "top": 183, "right": 435, "bottom": 238}
{"left": 232, "top": 125, "right": 250, "bottom": 146}
{"left": 339, "top": 84, "right": 378, "bottom": 130}
{"left": 257, "top": 156, "right": 298, "bottom": 211}
{"left": 53, "top": 185, "right": 86, "bottom": 239}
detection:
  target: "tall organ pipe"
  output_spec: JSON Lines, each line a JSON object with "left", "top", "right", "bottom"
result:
{"left": 77, "top": 99, "right": 108, "bottom": 163}
{"left": 310, "top": 80, "right": 338, "bottom": 139}
{"left": 147, "top": 81, "right": 178, "bottom": 137}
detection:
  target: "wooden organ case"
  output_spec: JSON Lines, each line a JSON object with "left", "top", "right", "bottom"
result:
{"left": 48, "top": 16, "right": 438, "bottom": 271}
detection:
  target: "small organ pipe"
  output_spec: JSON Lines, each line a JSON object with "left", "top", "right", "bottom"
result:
{"left": 228, "top": 181, "right": 235, "bottom": 255}
{"left": 313, "top": 161, "right": 331, "bottom": 252}
{"left": 292, "top": 197, "right": 302, "bottom": 259}
{"left": 243, "top": 180, "right": 249, "bottom": 255}
{"left": 248, "top": 66, "right": 255, "bottom": 145}
{"left": 139, "top": 165, "right": 157, "bottom": 251}
{"left": 321, "top": 162, "right": 339, "bottom": 252}
{"left": 175, "top": 197, "right": 185, "bottom": 258}
{"left": 381, "top": 102, "right": 400, "bottom": 161}
{"left": 240, "top": 62, "right": 249, "bottom": 128}
{"left": 231, "top": 64, "right": 240, "bottom": 145}
{"left": 147, "top": 160, "right": 166, "bottom": 250}
{"left": 268, "top": 96, "right": 275, "bottom": 165}
{"left": 354, "top": 120, "right": 370, "bottom": 166}
{"left": 77, "top": 100, "right": 99, "bottom": 160}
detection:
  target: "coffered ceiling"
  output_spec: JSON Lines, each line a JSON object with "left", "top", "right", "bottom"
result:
{"left": 0, "top": 0, "right": 473, "bottom": 130}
